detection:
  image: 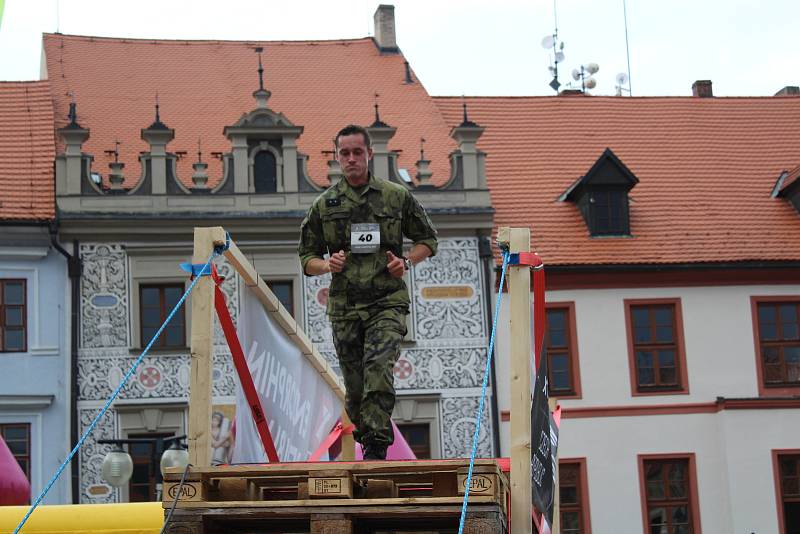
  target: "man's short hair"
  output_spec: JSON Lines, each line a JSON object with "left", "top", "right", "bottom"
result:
{"left": 335, "top": 124, "right": 372, "bottom": 148}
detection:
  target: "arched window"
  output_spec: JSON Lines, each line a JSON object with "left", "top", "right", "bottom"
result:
{"left": 254, "top": 150, "right": 277, "bottom": 193}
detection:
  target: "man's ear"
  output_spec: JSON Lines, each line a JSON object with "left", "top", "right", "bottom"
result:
{"left": 367, "top": 147, "right": 373, "bottom": 160}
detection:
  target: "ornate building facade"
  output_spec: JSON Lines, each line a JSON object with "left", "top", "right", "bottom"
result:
{"left": 44, "top": 18, "right": 498, "bottom": 502}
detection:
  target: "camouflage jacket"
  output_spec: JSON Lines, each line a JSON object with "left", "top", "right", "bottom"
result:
{"left": 299, "top": 173, "right": 438, "bottom": 319}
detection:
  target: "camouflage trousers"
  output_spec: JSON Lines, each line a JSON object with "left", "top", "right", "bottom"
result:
{"left": 331, "top": 307, "right": 407, "bottom": 448}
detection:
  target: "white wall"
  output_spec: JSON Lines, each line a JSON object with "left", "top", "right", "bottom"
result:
{"left": 496, "top": 284, "right": 800, "bottom": 413}
{"left": 493, "top": 282, "right": 800, "bottom": 532}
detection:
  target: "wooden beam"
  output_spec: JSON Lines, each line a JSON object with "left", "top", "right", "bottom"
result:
{"left": 500, "top": 226, "right": 533, "bottom": 534}
{"left": 188, "top": 226, "right": 226, "bottom": 467}
{"left": 340, "top": 410, "right": 355, "bottom": 461}
{"left": 221, "top": 234, "right": 347, "bottom": 403}
{"left": 222, "top": 239, "right": 259, "bottom": 287}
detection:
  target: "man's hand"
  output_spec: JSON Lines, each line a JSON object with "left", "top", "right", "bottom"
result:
{"left": 328, "top": 250, "right": 346, "bottom": 273}
{"left": 386, "top": 251, "right": 406, "bottom": 278}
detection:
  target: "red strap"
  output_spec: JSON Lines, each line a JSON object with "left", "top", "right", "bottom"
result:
{"left": 517, "top": 251, "right": 543, "bottom": 268}
{"left": 308, "top": 422, "right": 356, "bottom": 461}
{"left": 213, "top": 281, "right": 280, "bottom": 463}
{"left": 532, "top": 264, "right": 546, "bottom": 370}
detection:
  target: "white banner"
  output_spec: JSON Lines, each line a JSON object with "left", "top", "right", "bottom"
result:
{"left": 232, "top": 288, "right": 341, "bottom": 463}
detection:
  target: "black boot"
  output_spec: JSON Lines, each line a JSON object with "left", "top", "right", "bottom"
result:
{"left": 362, "top": 444, "right": 388, "bottom": 460}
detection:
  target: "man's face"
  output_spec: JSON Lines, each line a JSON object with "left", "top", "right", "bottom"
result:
{"left": 336, "top": 133, "right": 372, "bottom": 185}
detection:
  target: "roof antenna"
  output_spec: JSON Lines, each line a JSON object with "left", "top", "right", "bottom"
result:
{"left": 541, "top": 0, "right": 566, "bottom": 93}
{"left": 255, "top": 47, "right": 265, "bottom": 91}
{"left": 197, "top": 138, "right": 203, "bottom": 163}
{"left": 622, "top": 0, "right": 633, "bottom": 96}
{"left": 419, "top": 137, "right": 425, "bottom": 161}
{"left": 155, "top": 92, "right": 161, "bottom": 123}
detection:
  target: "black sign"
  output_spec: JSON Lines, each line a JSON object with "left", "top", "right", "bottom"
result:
{"left": 531, "top": 346, "right": 558, "bottom": 528}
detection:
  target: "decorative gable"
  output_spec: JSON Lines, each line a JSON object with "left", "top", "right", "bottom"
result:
{"left": 560, "top": 148, "right": 639, "bottom": 236}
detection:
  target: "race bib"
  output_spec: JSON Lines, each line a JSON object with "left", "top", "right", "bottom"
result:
{"left": 351, "top": 223, "right": 380, "bottom": 253}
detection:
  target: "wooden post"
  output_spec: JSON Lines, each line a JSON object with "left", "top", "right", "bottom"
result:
{"left": 497, "top": 226, "right": 532, "bottom": 534}
{"left": 188, "top": 226, "right": 226, "bottom": 467}
{"left": 341, "top": 410, "right": 355, "bottom": 461}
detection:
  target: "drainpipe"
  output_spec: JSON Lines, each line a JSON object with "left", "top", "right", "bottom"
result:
{"left": 49, "top": 222, "right": 81, "bottom": 503}
{"left": 479, "top": 235, "right": 502, "bottom": 457}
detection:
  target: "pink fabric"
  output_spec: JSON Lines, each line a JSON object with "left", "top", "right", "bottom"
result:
{"left": 0, "top": 435, "right": 30, "bottom": 505}
{"left": 354, "top": 420, "right": 416, "bottom": 460}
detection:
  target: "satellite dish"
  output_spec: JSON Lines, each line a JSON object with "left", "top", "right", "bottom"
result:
{"left": 586, "top": 62, "right": 600, "bottom": 74}
{"left": 585, "top": 77, "right": 597, "bottom": 89}
{"left": 571, "top": 69, "right": 581, "bottom": 81}
{"left": 541, "top": 35, "right": 555, "bottom": 49}
{"left": 554, "top": 51, "right": 565, "bottom": 63}
{"left": 616, "top": 72, "right": 629, "bottom": 85}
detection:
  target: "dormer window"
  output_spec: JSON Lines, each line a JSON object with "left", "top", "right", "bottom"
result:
{"left": 774, "top": 164, "right": 800, "bottom": 214}
{"left": 590, "top": 189, "right": 628, "bottom": 235}
{"left": 254, "top": 149, "right": 277, "bottom": 193}
{"left": 560, "top": 148, "right": 639, "bottom": 237}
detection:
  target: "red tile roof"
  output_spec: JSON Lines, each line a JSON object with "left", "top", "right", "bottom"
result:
{"left": 42, "top": 34, "right": 455, "bottom": 190}
{"left": 0, "top": 81, "right": 55, "bottom": 221}
{"left": 40, "top": 33, "right": 800, "bottom": 266}
{"left": 435, "top": 96, "right": 800, "bottom": 265}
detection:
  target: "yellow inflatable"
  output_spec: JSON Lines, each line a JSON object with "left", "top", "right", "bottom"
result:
{"left": 0, "top": 502, "right": 163, "bottom": 533}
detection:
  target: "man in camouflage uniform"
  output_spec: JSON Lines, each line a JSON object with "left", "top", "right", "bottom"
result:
{"left": 298, "top": 124, "right": 438, "bottom": 460}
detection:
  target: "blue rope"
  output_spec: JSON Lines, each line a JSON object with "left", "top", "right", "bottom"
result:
{"left": 14, "top": 252, "right": 217, "bottom": 534}
{"left": 457, "top": 250, "right": 510, "bottom": 534}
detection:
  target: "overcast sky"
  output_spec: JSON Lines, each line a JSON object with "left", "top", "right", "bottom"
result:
{"left": 0, "top": 0, "right": 797, "bottom": 97}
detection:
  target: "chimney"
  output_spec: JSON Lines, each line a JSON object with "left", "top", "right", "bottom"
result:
{"left": 692, "top": 80, "right": 713, "bottom": 98}
{"left": 373, "top": 5, "right": 399, "bottom": 53}
{"left": 775, "top": 86, "right": 800, "bottom": 97}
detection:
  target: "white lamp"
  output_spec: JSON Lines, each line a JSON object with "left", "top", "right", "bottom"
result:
{"left": 160, "top": 442, "right": 190, "bottom": 476}
{"left": 100, "top": 446, "right": 133, "bottom": 487}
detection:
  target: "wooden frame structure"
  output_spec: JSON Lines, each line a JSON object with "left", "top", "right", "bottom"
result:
{"left": 187, "top": 226, "right": 351, "bottom": 466}
{"left": 166, "top": 226, "right": 510, "bottom": 533}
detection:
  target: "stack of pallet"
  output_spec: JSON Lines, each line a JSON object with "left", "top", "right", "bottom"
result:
{"left": 162, "top": 458, "right": 509, "bottom": 533}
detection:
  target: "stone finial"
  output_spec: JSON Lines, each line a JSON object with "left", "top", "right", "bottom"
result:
{"left": 416, "top": 137, "right": 432, "bottom": 185}
{"left": 252, "top": 47, "right": 272, "bottom": 109}
{"left": 108, "top": 162, "right": 125, "bottom": 190}
{"left": 192, "top": 139, "right": 209, "bottom": 188}
{"left": 327, "top": 158, "right": 344, "bottom": 185}
{"left": 56, "top": 98, "right": 91, "bottom": 196}
{"left": 192, "top": 161, "right": 209, "bottom": 188}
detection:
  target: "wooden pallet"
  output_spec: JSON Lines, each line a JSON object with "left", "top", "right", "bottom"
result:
{"left": 162, "top": 459, "right": 509, "bottom": 533}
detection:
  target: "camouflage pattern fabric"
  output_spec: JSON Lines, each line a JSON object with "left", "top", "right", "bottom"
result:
{"left": 298, "top": 173, "right": 438, "bottom": 319}
{"left": 331, "top": 307, "right": 407, "bottom": 447}
{"left": 299, "top": 173, "right": 438, "bottom": 449}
